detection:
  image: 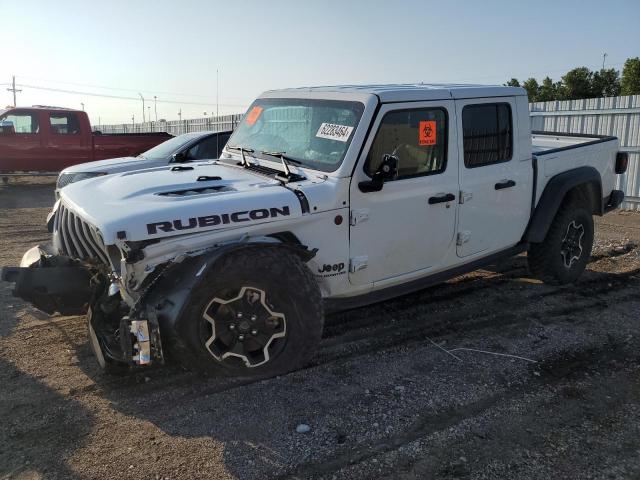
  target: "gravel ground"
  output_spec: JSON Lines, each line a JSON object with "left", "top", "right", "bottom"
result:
{"left": 1, "top": 179, "right": 639, "bottom": 480}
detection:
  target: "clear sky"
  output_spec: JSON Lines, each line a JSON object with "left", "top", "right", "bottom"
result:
{"left": 2, "top": 0, "right": 639, "bottom": 125}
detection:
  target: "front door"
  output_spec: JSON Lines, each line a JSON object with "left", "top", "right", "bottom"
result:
{"left": 349, "top": 101, "right": 459, "bottom": 286}
{"left": 0, "top": 110, "right": 43, "bottom": 171}
{"left": 455, "top": 98, "right": 532, "bottom": 257}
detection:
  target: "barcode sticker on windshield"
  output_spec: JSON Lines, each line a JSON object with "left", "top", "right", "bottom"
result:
{"left": 316, "top": 123, "right": 354, "bottom": 142}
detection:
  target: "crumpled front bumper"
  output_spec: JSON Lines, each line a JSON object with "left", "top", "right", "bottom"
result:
{"left": 1, "top": 244, "right": 165, "bottom": 369}
{"left": 1, "top": 244, "right": 93, "bottom": 315}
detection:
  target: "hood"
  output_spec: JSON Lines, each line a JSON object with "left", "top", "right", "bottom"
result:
{"left": 61, "top": 156, "right": 168, "bottom": 175}
{"left": 60, "top": 162, "right": 304, "bottom": 244}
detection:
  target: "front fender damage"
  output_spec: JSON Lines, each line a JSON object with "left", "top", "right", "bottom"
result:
{"left": 144, "top": 239, "right": 317, "bottom": 354}
{"left": 2, "top": 237, "right": 316, "bottom": 372}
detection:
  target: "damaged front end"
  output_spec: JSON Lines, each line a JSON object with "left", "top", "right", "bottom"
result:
{"left": 1, "top": 243, "right": 165, "bottom": 371}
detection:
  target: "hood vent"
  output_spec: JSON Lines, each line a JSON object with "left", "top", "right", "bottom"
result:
{"left": 158, "top": 185, "right": 235, "bottom": 197}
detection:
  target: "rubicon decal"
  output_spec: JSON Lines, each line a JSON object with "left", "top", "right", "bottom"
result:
{"left": 146, "top": 206, "right": 291, "bottom": 234}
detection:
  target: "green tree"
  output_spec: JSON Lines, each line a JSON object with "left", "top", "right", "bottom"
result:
{"left": 561, "top": 67, "right": 593, "bottom": 100}
{"left": 621, "top": 57, "right": 640, "bottom": 95}
{"left": 505, "top": 78, "right": 520, "bottom": 87}
{"left": 537, "top": 77, "right": 559, "bottom": 102}
{"left": 591, "top": 68, "right": 621, "bottom": 97}
{"left": 522, "top": 78, "right": 540, "bottom": 102}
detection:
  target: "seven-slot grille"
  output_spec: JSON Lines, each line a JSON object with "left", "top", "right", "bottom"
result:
{"left": 54, "top": 203, "right": 110, "bottom": 265}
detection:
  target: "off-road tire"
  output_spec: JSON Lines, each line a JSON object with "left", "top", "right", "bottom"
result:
{"left": 528, "top": 200, "right": 594, "bottom": 285}
{"left": 170, "top": 246, "right": 324, "bottom": 377}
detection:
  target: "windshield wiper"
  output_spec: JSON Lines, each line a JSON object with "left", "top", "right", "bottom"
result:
{"left": 227, "top": 145, "right": 254, "bottom": 167}
{"left": 260, "top": 151, "right": 302, "bottom": 178}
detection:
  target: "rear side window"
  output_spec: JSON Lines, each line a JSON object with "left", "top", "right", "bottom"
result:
{"left": 462, "top": 103, "right": 512, "bottom": 168}
{"left": 0, "top": 113, "right": 39, "bottom": 133}
{"left": 50, "top": 113, "right": 81, "bottom": 135}
{"left": 366, "top": 108, "right": 447, "bottom": 179}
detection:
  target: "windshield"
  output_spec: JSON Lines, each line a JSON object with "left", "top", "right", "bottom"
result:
{"left": 226, "top": 98, "right": 364, "bottom": 172}
{"left": 140, "top": 132, "right": 202, "bottom": 159}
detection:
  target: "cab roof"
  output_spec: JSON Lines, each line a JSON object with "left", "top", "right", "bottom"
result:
{"left": 264, "top": 83, "right": 526, "bottom": 103}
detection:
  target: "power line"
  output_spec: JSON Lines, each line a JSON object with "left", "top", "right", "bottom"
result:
{"left": 15, "top": 83, "right": 248, "bottom": 108}
{"left": 19, "top": 75, "right": 246, "bottom": 100}
{"left": 16, "top": 74, "right": 223, "bottom": 100}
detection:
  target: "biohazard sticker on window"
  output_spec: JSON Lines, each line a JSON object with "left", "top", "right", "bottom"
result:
{"left": 316, "top": 123, "right": 354, "bottom": 142}
{"left": 245, "top": 106, "right": 263, "bottom": 126}
{"left": 419, "top": 120, "right": 437, "bottom": 146}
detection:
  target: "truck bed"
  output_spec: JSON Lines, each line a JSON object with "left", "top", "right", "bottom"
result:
{"left": 531, "top": 131, "right": 617, "bottom": 155}
{"left": 531, "top": 130, "right": 619, "bottom": 208}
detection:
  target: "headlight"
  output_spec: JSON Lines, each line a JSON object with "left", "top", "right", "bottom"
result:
{"left": 56, "top": 172, "right": 107, "bottom": 189}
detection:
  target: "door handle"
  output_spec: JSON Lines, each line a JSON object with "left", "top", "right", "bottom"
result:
{"left": 495, "top": 179, "right": 516, "bottom": 190}
{"left": 428, "top": 193, "right": 456, "bottom": 205}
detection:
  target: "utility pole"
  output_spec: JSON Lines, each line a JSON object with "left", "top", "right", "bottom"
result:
{"left": 216, "top": 69, "right": 219, "bottom": 119}
{"left": 153, "top": 95, "right": 157, "bottom": 122}
{"left": 81, "top": 102, "right": 85, "bottom": 111}
{"left": 131, "top": 114, "right": 135, "bottom": 131}
{"left": 7, "top": 76, "right": 21, "bottom": 106}
{"left": 138, "top": 93, "right": 145, "bottom": 123}
{"left": 148, "top": 106, "right": 151, "bottom": 123}
{"left": 178, "top": 108, "right": 182, "bottom": 121}
{"left": 602, "top": 52, "right": 608, "bottom": 70}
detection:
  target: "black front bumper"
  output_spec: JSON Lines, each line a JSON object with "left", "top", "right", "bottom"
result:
{"left": 1, "top": 245, "right": 93, "bottom": 316}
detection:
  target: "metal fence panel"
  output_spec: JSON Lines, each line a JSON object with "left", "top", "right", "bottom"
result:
{"left": 531, "top": 94, "right": 640, "bottom": 210}
{"left": 95, "top": 113, "right": 243, "bottom": 135}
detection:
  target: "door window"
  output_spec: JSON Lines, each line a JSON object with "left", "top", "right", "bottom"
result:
{"left": 462, "top": 103, "right": 512, "bottom": 168}
{"left": 366, "top": 108, "right": 447, "bottom": 179}
{"left": 0, "top": 113, "right": 39, "bottom": 133}
{"left": 186, "top": 133, "right": 231, "bottom": 160}
{"left": 50, "top": 113, "right": 81, "bottom": 135}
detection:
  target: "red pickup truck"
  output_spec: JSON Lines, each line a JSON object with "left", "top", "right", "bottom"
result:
{"left": 0, "top": 106, "right": 172, "bottom": 172}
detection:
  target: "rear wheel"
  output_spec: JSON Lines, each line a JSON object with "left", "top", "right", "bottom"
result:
{"left": 528, "top": 200, "right": 594, "bottom": 284}
{"left": 170, "top": 247, "right": 323, "bottom": 377}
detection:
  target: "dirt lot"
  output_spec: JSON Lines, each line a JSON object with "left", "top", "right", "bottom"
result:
{"left": 1, "top": 178, "right": 639, "bottom": 480}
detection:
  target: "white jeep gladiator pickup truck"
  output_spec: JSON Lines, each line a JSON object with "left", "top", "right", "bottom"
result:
{"left": 2, "top": 84, "right": 629, "bottom": 377}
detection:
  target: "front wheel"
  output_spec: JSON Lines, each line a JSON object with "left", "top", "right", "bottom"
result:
{"left": 170, "top": 247, "right": 324, "bottom": 377}
{"left": 527, "top": 200, "right": 594, "bottom": 285}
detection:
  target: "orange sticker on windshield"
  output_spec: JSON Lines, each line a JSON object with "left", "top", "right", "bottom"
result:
{"left": 419, "top": 120, "right": 437, "bottom": 146}
{"left": 245, "top": 106, "right": 263, "bottom": 126}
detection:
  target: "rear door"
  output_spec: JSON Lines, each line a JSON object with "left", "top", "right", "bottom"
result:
{"left": 455, "top": 97, "right": 532, "bottom": 257}
{"left": 349, "top": 101, "right": 459, "bottom": 286}
{"left": 46, "top": 111, "right": 90, "bottom": 169}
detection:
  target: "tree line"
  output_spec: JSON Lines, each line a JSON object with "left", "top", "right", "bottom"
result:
{"left": 506, "top": 57, "right": 640, "bottom": 102}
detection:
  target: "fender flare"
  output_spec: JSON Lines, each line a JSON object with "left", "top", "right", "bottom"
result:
{"left": 524, "top": 166, "right": 602, "bottom": 244}
{"left": 142, "top": 233, "right": 316, "bottom": 341}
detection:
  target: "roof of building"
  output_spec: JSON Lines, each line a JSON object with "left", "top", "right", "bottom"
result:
{"left": 265, "top": 83, "right": 526, "bottom": 103}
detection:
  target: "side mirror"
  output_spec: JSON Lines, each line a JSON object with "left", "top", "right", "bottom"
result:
{"left": 171, "top": 151, "right": 187, "bottom": 163}
{"left": 358, "top": 154, "right": 398, "bottom": 193}
{"left": 0, "top": 122, "right": 15, "bottom": 135}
